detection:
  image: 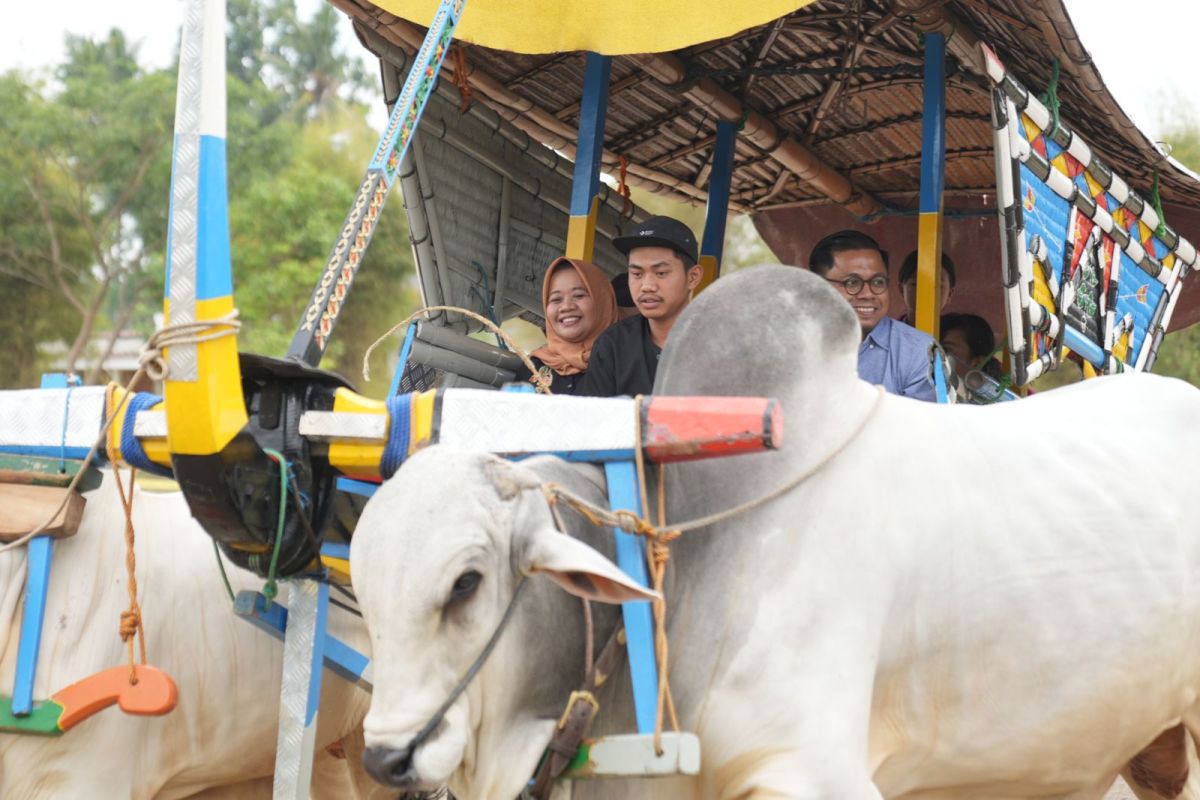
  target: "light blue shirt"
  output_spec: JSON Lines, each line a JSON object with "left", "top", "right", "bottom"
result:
{"left": 857, "top": 316, "right": 937, "bottom": 402}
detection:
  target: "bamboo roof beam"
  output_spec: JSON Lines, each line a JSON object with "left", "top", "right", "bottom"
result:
{"left": 336, "top": 1, "right": 731, "bottom": 209}
{"left": 633, "top": 51, "right": 884, "bottom": 218}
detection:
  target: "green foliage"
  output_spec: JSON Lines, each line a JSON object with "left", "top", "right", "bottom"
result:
{"left": 1147, "top": 101, "right": 1200, "bottom": 387}
{"left": 0, "top": 1, "right": 410, "bottom": 390}
{"left": 230, "top": 101, "right": 415, "bottom": 390}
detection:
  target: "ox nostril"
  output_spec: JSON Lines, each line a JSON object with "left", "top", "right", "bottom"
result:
{"left": 363, "top": 744, "right": 416, "bottom": 787}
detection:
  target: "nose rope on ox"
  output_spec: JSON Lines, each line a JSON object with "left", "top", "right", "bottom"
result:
{"left": 402, "top": 577, "right": 530, "bottom": 758}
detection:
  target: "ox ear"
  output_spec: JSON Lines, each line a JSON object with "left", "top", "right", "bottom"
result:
{"left": 520, "top": 527, "right": 660, "bottom": 605}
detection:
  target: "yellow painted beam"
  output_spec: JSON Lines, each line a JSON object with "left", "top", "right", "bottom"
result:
{"left": 565, "top": 198, "right": 600, "bottom": 262}
{"left": 915, "top": 211, "right": 943, "bottom": 337}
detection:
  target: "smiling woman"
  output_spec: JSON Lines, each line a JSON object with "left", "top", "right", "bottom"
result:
{"left": 512, "top": 256, "right": 618, "bottom": 393}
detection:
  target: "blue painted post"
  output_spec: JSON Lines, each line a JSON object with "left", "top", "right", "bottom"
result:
{"left": 696, "top": 120, "right": 736, "bottom": 294}
{"left": 916, "top": 32, "right": 947, "bottom": 338}
{"left": 603, "top": 460, "right": 657, "bottom": 735}
{"left": 12, "top": 373, "right": 71, "bottom": 716}
{"left": 565, "top": 53, "right": 612, "bottom": 262}
{"left": 386, "top": 323, "right": 418, "bottom": 398}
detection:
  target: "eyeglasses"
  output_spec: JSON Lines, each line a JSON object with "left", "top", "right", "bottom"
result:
{"left": 825, "top": 274, "right": 889, "bottom": 296}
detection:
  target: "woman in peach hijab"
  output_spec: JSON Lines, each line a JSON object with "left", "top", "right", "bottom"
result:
{"left": 517, "top": 256, "right": 619, "bottom": 393}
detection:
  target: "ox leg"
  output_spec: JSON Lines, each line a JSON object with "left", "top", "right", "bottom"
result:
{"left": 1122, "top": 721, "right": 1200, "bottom": 800}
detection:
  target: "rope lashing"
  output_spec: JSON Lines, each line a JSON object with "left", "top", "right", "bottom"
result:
{"left": 363, "top": 305, "right": 551, "bottom": 394}
{"left": 119, "top": 393, "right": 175, "bottom": 478}
{"left": 381, "top": 393, "right": 413, "bottom": 479}
{"left": 631, "top": 395, "right": 677, "bottom": 754}
{"left": 138, "top": 311, "right": 242, "bottom": 382}
{"left": 539, "top": 387, "right": 887, "bottom": 751}
{"left": 451, "top": 45, "right": 473, "bottom": 113}
{"left": 617, "top": 155, "right": 633, "bottom": 217}
{"left": 1037, "top": 59, "right": 1062, "bottom": 138}
{"left": 1151, "top": 167, "right": 1169, "bottom": 239}
{"left": 0, "top": 313, "right": 243, "bottom": 555}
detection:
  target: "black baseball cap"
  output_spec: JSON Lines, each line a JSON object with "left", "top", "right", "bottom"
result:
{"left": 613, "top": 215, "right": 699, "bottom": 264}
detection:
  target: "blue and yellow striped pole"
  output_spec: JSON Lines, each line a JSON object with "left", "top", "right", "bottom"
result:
{"left": 565, "top": 53, "right": 611, "bottom": 261}
{"left": 696, "top": 120, "right": 736, "bottom": 295}
{"left": 915, "top": 32, "right": 946, "bottom": 338}
{"left": 163, "top": 0, "right": 246, "bottom": 457}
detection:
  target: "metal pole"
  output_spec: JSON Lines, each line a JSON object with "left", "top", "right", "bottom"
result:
{"left": 565, "top": 53, "right": 612, "bottom": 262}
{"left": 916, "top": 32, "right": 946, "bottom": 337}
{"left": 695, "top": 120, "right": 736, "bottom": 295}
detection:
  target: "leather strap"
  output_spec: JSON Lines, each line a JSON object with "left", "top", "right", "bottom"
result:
{"left": 528, "top": 626, "right": 625, "bottom": 798}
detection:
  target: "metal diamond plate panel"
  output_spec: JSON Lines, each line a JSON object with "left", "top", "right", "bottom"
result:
{"left": 274, "top": 580, "right": 321, "bottom": 800}
{"left": 0, "top": 387, "right": 106, "bottom": 450}
{"left": 166, "top": 0, "right": 203, "bottom": 382}
{"left": 298, "top": 411, "right": 387, "bottom": 441}
{"left": 438, "top": 389, "right": 636, "bottom": 453}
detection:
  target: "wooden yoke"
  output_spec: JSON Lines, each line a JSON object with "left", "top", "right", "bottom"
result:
{"left": 293, "top": 388, "right": 784, "bottom": 479}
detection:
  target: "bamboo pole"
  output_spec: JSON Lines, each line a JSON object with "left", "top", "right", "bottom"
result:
{"left": 632, "top": 52, "right": 883, "bottom": 217}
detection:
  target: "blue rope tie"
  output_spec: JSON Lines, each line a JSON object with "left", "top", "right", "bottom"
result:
{"left": 120, "top": 393, "right": 175, "bottom": 477}
{"left": 59, "top": 384, "right": 74, "bottom": 473}
{"left": 381, "top": 393, "right": 413, "bottom": 480}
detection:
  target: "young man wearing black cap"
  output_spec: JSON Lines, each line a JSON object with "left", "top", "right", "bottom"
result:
{"left": 573, "top": 215, "right": 702, "bottom": 397}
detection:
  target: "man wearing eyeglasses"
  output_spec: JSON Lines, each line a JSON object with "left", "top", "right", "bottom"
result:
{"left": 809, "top": 230, "right": 937, "bottom": 401}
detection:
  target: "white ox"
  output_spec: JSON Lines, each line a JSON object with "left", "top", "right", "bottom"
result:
{"left": 350, "top": 265, "right": 1200, "bottom": 800}
{"left": 0, "top": 470, "right": 377, "bottom": 799}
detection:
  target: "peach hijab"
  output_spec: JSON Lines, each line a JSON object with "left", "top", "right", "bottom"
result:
{"left": 532, "top": 257, "right": 619, "bottom": 376}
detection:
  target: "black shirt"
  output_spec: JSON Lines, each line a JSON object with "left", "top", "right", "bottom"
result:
{"left": 512, "top": 356, "right": 581, "bottom": 394}
{"left": 572, "top": 315, "right": 661, "bottom": 397}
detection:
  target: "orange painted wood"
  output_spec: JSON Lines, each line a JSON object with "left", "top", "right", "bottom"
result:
{"left": 0, "top": 485, "right": 85, "bottom": 542}
{"left": 643, "top": 397, "right": 783, "bottom": 463}
{"left": 52, "top": 665, "right": 178, "bottom": 731}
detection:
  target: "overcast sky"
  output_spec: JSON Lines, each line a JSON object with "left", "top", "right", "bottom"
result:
{"left": 1, "top": 0, "right": 1198, "bottom": 138}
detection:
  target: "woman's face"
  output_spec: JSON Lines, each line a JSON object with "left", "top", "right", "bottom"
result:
{"left": 546, "top": 266, "right": 596, "bottom": 344}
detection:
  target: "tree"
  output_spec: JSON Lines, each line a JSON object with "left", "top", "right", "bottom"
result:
{"left": 229, "top": 100, "right": 415, "bottom": 390}
{"left": 1142, "top": 102, "right": 1200, "bottom": 386}
{"left": 0, "top": 2, "right": 396, "bottom": 389}
{"left": 0, "top": 32, "right": 174, "bottom": 382}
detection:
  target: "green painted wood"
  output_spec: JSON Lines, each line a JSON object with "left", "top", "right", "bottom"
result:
{"left": 0, "top": 697, "right": 64, "bottom": 736}
{"left": 0, "top": 455, "right": 102, "bottom": 492}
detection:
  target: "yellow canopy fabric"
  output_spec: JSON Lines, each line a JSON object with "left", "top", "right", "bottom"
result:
{"left": 371, "top": 0, "right": 817, "bottom": 55}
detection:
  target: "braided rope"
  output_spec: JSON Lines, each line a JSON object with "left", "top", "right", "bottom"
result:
{"left": 104, "top": 413, "right": 146, "bottom": 685}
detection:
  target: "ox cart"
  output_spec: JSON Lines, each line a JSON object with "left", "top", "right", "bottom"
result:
{"left": 2, "top": 0, "right": 1200, "bottom": 797}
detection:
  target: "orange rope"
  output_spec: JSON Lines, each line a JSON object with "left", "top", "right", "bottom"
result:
{"left": 632, "top": 396, "right": 679, "bottom": 754}
{"left": 451, "top": 46, "right": 473, "bottom": 113}
{"left": 104, "top": 385, "right": 146, "bottom": 685}
{"left": 617, "top": 155, "right": 633, "bottom": 217}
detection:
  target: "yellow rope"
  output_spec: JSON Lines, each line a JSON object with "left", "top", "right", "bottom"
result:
{"left": 362, "top": 305, "right": 551, "bottom": 394}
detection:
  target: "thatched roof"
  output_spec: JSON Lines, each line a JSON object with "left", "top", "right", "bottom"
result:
{"left": 330, "top": 0, "right": 1199, "bottom": 214}
{"left": 330, "top": 0, "right": 1200, "bottom": 329}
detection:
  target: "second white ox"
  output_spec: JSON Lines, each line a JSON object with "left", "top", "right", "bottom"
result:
{"left": 0, "top": 471, "right": 376, "bottom": 799}
{"left": 351, "top": 265, "right": 1200, "bottom": 800}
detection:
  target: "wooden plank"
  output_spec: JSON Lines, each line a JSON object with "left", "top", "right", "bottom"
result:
{"left": 0, "top": 485, "right": 85, "bottom": 541}
{"left": 0, "top": 453, "right": 102, "bottom": 491}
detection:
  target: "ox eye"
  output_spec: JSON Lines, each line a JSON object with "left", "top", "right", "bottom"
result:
{"left": 450, "top": 570, "right": 483, "bottom": 603}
